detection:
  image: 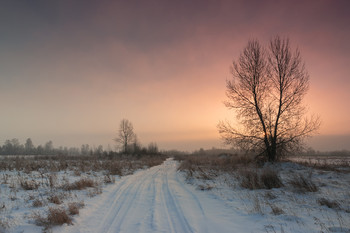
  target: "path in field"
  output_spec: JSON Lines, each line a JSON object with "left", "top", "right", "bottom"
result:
{"left": 55, "top": 158, "right": 257, "bottom": 233}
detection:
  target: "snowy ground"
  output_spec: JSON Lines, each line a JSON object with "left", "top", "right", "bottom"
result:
{"left": 177, "top": 156, "right": 350, "bottom": 233}
{"left": 1, "top": 157, "right": 350, "bottom": 233}
{"left": 0, "top": 155, "right": 166, "bottom": 233}
{"left": 51, "top": 158, "right": 262, "bottom": 233}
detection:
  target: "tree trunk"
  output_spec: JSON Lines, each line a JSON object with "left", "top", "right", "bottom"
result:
{"left": 267, "top": 141, "right": 277, "bottom": 162}
{"left": 124, "top": 142, "right": 127, "bottom": 154}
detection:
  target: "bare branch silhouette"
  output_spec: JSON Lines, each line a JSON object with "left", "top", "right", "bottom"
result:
{"left": 218, "top": 36, "right": 320, "bottom": 162}
{"left": 114, "top": 119, "right": 136, "bottom": 154}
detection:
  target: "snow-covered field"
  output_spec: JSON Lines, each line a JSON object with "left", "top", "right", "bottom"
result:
{"left": 1, "top": 156, "right": 349, "bottom": 233}
{"left": 0, "top": 155, "right": 166, "bottom": 232}
{"left": 289, "top": 155, "right": 350, "bottom": 166}
{"left": 177, "top": 155, "right": 350, "bottom": 233}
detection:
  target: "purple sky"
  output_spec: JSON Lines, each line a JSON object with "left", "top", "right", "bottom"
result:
{"left": 0, "top": 0, "right": 349, "bottom": 151}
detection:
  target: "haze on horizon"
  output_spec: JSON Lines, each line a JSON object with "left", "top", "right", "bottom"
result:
{"left": 0, "top": 0, "right": 349, "bottom": 152}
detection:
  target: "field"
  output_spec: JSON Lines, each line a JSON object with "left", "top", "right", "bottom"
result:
{"left": 0, "top": 154, "right": 167, "bottom": 232}
{"left": 0, "top": 153, "right": 349, "bottom": 233}
{"left": 175, "top": 153, "right": 350, "bottom": 232}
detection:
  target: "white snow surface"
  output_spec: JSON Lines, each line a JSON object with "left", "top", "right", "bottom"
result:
{"left": 53, "top": 158, "right": 260, "bottom": 233}
{"left": 3, "top": 157, "right": 349, "bottom": 232}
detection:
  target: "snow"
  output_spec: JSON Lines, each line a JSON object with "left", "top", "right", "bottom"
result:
{"left": 53, "top": 158, "right": 260, "bottom": 233}
{"left": 1, "top": 157, "right": 349, "bottom": 232}
{"left": 180, "top": 159, "right": 350, "bottom": 233}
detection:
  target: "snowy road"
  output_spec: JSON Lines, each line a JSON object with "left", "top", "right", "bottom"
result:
{"left": 55, "top": 158, "right": 257, "bottom": 233}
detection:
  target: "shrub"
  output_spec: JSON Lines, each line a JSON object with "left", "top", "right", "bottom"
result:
{"left": 260, "top": 168, "right": 283, "bottom": 189}
{"left": 47, "top": 207, "right": 72, "bottom": 226}
{"left": 32, "top": 207, "right": 72, "bottom": 230}
{"left": 64, "top": 178, "right": 95, "bottom": 191}
{"left": 239, "top": 169, "right": 262, "bottom": 190}
{"left": 239, "top": 167, "right": 283, "bottom": 190}
{"left": 68, "top": 201, "right": 85, "bottom": 215}
{"left": 102, "top": 161, "right": 122, "bottom": 176}
{"left": 290, "top": 174, "right": 318, "bottom": 193}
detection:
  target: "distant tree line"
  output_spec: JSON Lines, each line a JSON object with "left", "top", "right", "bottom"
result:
{"left": 0, "top": 138, "right": 106, "bottom": 156}
{"left": 0, "top": 137, "right": 160, "bottom": 156}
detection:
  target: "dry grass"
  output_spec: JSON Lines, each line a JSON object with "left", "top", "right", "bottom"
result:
{"left": 48, "top": 195, "right": 62, "bottom": 205}
{"left": 269, "top": 204, "right": 284, "bottom": 215}
{"left": 104, "top": 174, "right": 115, "bottom": 184}
{"left": 175, "top": 153, "right": 350, "bottom": 231}
{"left": 238, "top": 168, "right": 261, "bottom": 189}
{"left": 287, "top": 156, "right": 350, "bottom": 173}
{"left": 47, "top": 207, "right": 72, "bottom": 226}
{"left": 68, "top": 201, "right": 85, "bottom": 215}
{"left": 238, "top": 168, "right": 283, "bottom": 190}
{"left": 260, "top": 168, "right": 284, "bottom": 189}
{"left": 32, "top": 199, "right": 44, "bottom": 208}
{"left": 0, "top": 154, "right": 168, "bottom": 174}
{"left": 0, "top": 154, "right": 168, "bottom": 232}
{"left": 176, "top": 153, "right": 254, "bottom": 181}
{"left": 317, "top": 198, "right": 340, "bottom": 210}
{"left": 20, "top": 178, "right": 39, "bottom": 190}
{"left": 176, "top": 154, "right": 254, "bottom": 172}
{"left": 32, "top": 207, "right": 72, "bottom": 230}
{"left": 63, "top": 178, "right": 96, "bottom": 191}
{"left": 176, "top": 153, "right": 283, "bottom": 190}
{"left": 87, "top": 186, "right": 102, "bottom": 197}
{"left": 289, "top": 174, "right": 318, "bottom": 193}
{"left": 48, "top": 174, "right": 57, "bottom": 189}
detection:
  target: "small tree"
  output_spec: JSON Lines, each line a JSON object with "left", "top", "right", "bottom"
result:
{"left": 218, "top": 36, "right": 320, "bottom": 162}
{"left": 114, "top": 119, "right": 136, "bottom": 154}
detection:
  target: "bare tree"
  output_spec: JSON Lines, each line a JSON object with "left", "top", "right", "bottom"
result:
{"left": 115, "top": 119, "right": 136, "bottom": 154}
{"left": 218, "top": 36, "right": 320, "bottom": 162}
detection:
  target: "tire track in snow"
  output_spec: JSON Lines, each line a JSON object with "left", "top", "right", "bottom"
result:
{"left": 109, "top": 166, "right": 161, "bottom": 233}
{"left": 55, "top": 158, "right": 249, "bottom": 233}
{"left": 138, "top": 167, "right": 159, "bottom": 233}
{"left": 97, "top": 172, "right": 147, "bottom": 233}
{"left": 100, "top": 166, "right": 161, "bottom": 233}
{"left": 170, "top": 163, "right": 209, "bottom": 233}
{"left": 160, "top": 166, "right": 193, "bottom": 233}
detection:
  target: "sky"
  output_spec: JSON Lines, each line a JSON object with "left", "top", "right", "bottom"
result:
{"left": 0, "top": 0, "right": 349, "bottom": 152}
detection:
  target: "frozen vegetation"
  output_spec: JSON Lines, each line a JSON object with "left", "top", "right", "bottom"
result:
{"left": 0, "top": 154, "right": 166, "bottom": 232}
{"left": 0, "top": 153, "right": 349, "bottom": 233}
{"left": 176, "top": 153, "right": 350, "bottom": 232}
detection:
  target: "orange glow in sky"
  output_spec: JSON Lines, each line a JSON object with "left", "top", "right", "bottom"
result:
{"left": 0, "top": 1, "right": 349, "bottom": 151}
